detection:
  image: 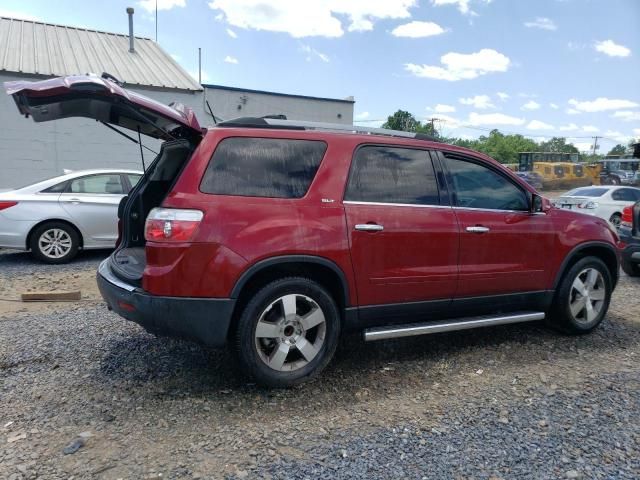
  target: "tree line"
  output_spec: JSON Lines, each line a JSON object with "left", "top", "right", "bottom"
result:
{"left": 381, "top": 110, "right": 635, "bottom": 165}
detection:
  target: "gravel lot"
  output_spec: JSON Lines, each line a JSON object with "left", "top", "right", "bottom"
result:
{"left": 1, "top": 249, "right": 639, "bottom": 479}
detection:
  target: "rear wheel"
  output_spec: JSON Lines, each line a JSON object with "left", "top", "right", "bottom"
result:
{"left": 549, "top": 257, "right": 612, "bottom": 334}
{"left": 621, "top": 260, "right": 640, "bottom": 277}
{"left": 609, "top": 213, "right": 622, "bottom": 229}
{"left": 29, "top": 222, "right": 80, "bottom": 264}
{"left": 234, "top": 277, "right": 340, "bottom": 387}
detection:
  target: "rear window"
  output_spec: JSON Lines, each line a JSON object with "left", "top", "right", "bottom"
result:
{"left": 200, "top": 137, "right": 327, "bottom": 198}
{"left": 565, "top": 187, "right": 608, "bottom": 197}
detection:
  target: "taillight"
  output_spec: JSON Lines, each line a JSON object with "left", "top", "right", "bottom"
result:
{"left": 621, "top": 205, "right": 633, "bottom": 227}
{"left": 578, "top": 201, "right": 598, "bottom": 209}
{"left": 0, "top": 201, "right": 18, "bottom": 211}
{"left": 144, "top": 208, "right": 203, "bottom": 242}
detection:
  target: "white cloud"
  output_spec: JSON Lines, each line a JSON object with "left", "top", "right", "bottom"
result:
{"left": 569, "top": 97, "right": 639, "bottom": 112}
{"left": 582, "top": 125, "right": 599, "bottom": 133}
{"left": 208, "top": 0, "right": 417, "bottom": 38}
{"left": 611, "top": 111, "right": 640, "bottom": 121}
{"left": 391, "top": 21, "right": 446, "bottom": 38}
{"left": 527, "top": 120, "right": 554, "bottom": 130}
{"left": 139, "top": 0, "right": 186, "bottom": 13}
{"left": 566, "top": 108, "right": 581, "bottom": 115}
{"left": 431, "top": 0, "right": 490, "bottom": 15}
{"left": 224, "top": 55, "right": 239, "bottom": 64}
{"left": 524, "top": 17, "right": 557, "bottom": 31}
{"left": 354, "top": 111, "right": 370, "bottom": 121}
{"left": 459, "top": 95, "right": 495, "bottom": 109}
{"left": 496, "top": 92, "right": 509, "bottom": 101}
{"left": 0, "top": 9, "right": 41, "bottom": 20}
{"left": 226, "top": 28, "right": 238, "bottom": 38}
{"left": 559, "top": 123, "right": 578, "bottom": 131}
{"left": 434, "top": 104, "right": 456, "bottom": 113}
{"left": 594, "top": 39, "right": 631, "bottom": 58}
{"left": 633, "top": 128, "right": 640, "bottom": 137}
{"left": 574, "top": 142, "right": 595, "bottom": 153}
{"left": 467, "top": 112, "right": 525, "bottom": 126}
{"left": 521, "top": 100, "right": 541, "bottom": 111}
{"left": 405, "top": 48, "right": 510, "bottom": 81}
{"left": 549, "top": 103, "right": 559, "bottom": 109}
{"left": 434, "top": 114, "right": 461, "bottom": 129}
{"left": 300, "top": 44, "right": 330, "bottom": 62}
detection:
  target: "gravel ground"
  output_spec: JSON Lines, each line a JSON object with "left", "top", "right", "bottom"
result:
{"left": 1, "top": 249, "right": 639, "bottom": 479}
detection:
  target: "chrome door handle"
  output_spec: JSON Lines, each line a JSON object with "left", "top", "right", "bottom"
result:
{"left": 66, "top": 198, "right": 82, "bottom": 203}
{"left": 466, "top": 226, "right": 490, "bottom": 233}
{"left": 355, "top": 224, "right": 384, "bottom": 232}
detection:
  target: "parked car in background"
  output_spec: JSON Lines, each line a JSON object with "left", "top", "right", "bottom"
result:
{"left": 553, "top": 185, "right": 640, "bottom": 228}
{"left": 515, "top": 171, "right": 543, "bottom": 190}
{"left": 5, "top": 74, "right": 620, "bottom": 387}
{"left": 0, "top": 169, "right": 143, "bottom": 263}
{"left": 618, "top": 201, "right": 640, "bottom": 276}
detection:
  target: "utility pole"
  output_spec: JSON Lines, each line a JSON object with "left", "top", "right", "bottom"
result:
{"left": 425, "top": 117, "right": 438, "bottom": 136}
{"left": 155, "top": 0, "right": 158, "bottom": 41}
{"left": 592, "top": 136, "right": 600, "bottom": 156}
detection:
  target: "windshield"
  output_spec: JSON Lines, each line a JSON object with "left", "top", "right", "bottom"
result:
{"left": 564, "top": 187, "right": 608, "bottom": 197}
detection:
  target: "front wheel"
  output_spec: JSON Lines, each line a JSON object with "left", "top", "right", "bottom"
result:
{"left": 549, "top": 256, "right": 612, "bottom": 334}
{"left": 234, "top": 277, "right": 341, "bottom": 387}
{"left": 609, "top": 213, "right": 622, "bottom": 229}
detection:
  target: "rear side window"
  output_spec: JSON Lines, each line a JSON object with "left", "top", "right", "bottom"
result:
{"left": 200, "top": 137, "right": 327, "bottom": 198}
{"left": 345, "top": 146, "right": 439, "bottom": 205}
{"left": 445, "top": 155, "right": 528, "bottom": 211}
{"left": 612, "top": 188, "right": 640, "bottom": 202}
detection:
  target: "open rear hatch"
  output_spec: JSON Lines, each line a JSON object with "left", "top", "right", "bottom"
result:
{"left": 5, "top": 74, "right": 203, "bottom": 285}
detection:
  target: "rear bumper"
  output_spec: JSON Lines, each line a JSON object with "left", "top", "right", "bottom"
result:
{"left": 97, "top": 259, "right": 235, "bottom": 347}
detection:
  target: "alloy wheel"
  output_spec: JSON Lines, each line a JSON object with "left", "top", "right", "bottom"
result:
{"left": 569, "top": 268, "right": 606, "bottom": 324}
{"left": 38, "top": 228, "right": 72, "bottom": 259}
{"left": 254, "top": 294, "right": 326, "bottom": 372}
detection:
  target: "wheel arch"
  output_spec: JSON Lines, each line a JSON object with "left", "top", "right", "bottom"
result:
{"left": 26, "top": 218, "right": 84, "bottom": 250}
{"left": 229, "top": 256, "right": 352, "bottom": 334}
{"left": 553, "top": 241, "right": 619, "bottom": 291}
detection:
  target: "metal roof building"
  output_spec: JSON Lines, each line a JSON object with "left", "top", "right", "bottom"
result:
{"left": 0, "top": 16, "right": 201, "bottom": 91}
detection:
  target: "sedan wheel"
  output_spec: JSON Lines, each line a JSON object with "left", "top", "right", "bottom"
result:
{"left": 30, "top": 222, "right": 80, "bottom": 264}
{"left": 609, "top": 213, "right": 621, "bottom": 229}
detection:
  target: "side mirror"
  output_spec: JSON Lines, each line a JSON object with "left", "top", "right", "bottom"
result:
{"left": 531, "top": 194, "right": 551, "bottom": 213}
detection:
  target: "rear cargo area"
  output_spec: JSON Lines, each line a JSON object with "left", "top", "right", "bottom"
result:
{"left": 110, "top": 139, "right": 197, "bottom": 284}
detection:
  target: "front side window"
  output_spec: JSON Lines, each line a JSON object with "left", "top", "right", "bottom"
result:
{"left": 445, "top": 156, "right": 528, "bottom": 211}
{"left": 126, "top": 174, "right": 142, "bottom": 191}
{"left": 345, "top": 146, "right": 439, "bottom": 205}
{"left": 69, "top": 174, "right": 124, "bottom": 194}
{"left": 200, "top": 137, "right": 327, "bottom": 198}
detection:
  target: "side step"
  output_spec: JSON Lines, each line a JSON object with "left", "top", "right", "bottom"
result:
{"left": 363, "top": 311, "right": 545, "bottom": 342}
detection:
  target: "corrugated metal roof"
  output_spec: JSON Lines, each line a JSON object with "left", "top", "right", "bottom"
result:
{"left": 0, "top": 17, "right": 202, "bottom": 91}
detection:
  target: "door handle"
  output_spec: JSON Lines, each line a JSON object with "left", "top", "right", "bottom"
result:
{"left": 466, "top": 226, "right": 490, "bottom": 233}
{"left": 355, "top": 224, "right": 384, "bottom": 232}
{"left": 66, "top": 198, "right": 82, "bottom": 203}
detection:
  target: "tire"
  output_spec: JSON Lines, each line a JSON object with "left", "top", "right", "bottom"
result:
{"left": 610, "top": 177, "right": 621, "bottom": 185}
{"left": 621, "top": 260, "right": 640, "bottom": 277}
{"left": 609, "top": 213, "right": 622, "bottom": 229}
{"left": 234, "top": 277, "right": 341, "bottom": 388}
{"left": 549, "top": 256, "right": 612, "bottom": 334}
{"left": 29, "top": 221, "right": 80, "bottom": 264}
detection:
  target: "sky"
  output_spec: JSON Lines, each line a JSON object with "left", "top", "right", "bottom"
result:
{"left": 2, "top": 0, "right": 639, "bottom": 153}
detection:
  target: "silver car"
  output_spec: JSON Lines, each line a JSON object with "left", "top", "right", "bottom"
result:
{"left": 0, "top": 169, "right": 142, "bottom": 263}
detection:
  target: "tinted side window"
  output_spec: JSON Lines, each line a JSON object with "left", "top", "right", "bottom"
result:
{"left": 69, "top": 174, "right": 124, "bottom": 194}
{"left": 126, "top": 174, "right": 142, "bottom": 192}
{"left": 345, "top": 146, "right": 439, "bottom": 205}
{"left": 612, "top": 188, "right": 639, "bottom": 202}
{"left": 446, "top": 156, "right": 528, "bottom": 211}
{"left": 200, "top": 137, "right": 326, "bottom": 198}
{"left": 41, "top": 181, "right": 68, "bottom": 193}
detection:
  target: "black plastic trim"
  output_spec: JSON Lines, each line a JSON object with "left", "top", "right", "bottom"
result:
{"left": 552, "top": 241, "right": 620, "bottom": 290}
{"left": 230, "top": 255, "right": 351, "bottom": 306}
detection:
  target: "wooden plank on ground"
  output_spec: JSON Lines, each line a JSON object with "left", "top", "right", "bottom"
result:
{"left": 20, "top": 291, "right": 82, "bottom": 302}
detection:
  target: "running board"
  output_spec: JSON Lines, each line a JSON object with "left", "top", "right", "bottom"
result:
{"left": 363, "top": 311, "right": 545, "bottom": 342}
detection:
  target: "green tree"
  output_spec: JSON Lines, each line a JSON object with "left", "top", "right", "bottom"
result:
{"left": 382, "top": 110, "right": 420, "bottom": 132}
{"left": 539, "top": 137, "right": 579, "bottom": 154}
{"left": 607, "top": 144, "right": 627, "bottom": 156}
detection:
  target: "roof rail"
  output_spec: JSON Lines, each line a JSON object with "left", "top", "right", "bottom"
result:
{"left": 216, "top": 116, "right": 441, "bottom": 142}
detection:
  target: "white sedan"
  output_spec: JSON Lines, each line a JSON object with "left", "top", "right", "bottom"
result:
{"left": 554, "top": 185, "right": 640, "bottom": 228}
{"left": 0, "top": 169, "right": 142, "bottom": 263}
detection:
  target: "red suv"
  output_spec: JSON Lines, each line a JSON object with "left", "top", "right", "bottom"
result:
{"left": 6, "top": 75, "right": 620, "bottom": 387}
